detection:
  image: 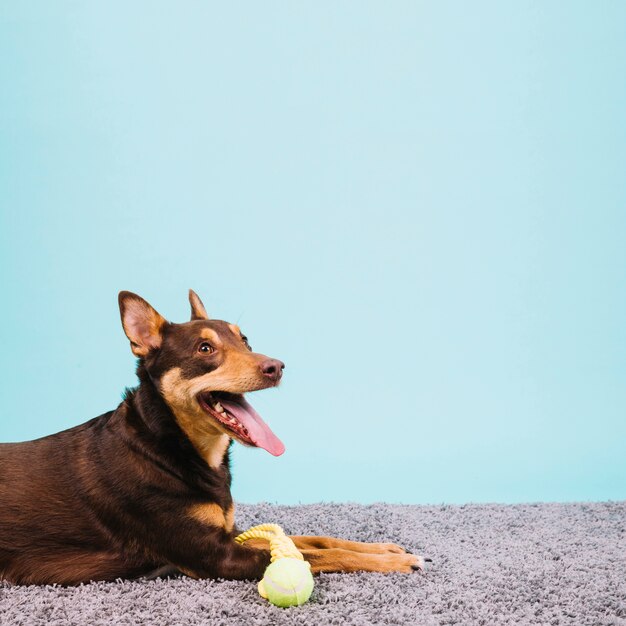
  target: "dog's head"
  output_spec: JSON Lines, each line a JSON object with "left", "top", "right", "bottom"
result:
{"left": 118, "top": 290, "right": 285, "bottom": 457}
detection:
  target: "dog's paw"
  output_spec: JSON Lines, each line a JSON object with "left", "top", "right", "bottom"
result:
{"left": 379, "top": 552, "right": 432, "bottom": 573}
{"left": 409, "top": 554, "right": 433, "bottom": 572}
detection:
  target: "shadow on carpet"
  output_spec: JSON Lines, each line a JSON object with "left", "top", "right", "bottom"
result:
{"left": 1, "top": 502, "right": 625, "bottom": 625}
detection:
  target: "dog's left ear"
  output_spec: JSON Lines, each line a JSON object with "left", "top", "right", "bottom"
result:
{"left": 189, "top": 289, "right": 209, "bottom": 321}
{"left": 119, "top": 291, "right": 168, "bottom": 357}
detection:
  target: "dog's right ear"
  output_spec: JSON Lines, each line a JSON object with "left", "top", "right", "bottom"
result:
{"left": 118, "top": 291, "right": 167, "bottom": 357}
{"left": 189, "top": 289, "right": 209, "bottom": 321}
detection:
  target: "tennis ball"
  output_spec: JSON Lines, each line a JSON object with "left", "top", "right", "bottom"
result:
{"left": 258, "top": 558, "right": 314, "bottom": 607}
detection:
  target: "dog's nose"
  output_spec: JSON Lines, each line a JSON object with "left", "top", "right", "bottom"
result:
{"left": 260, "top": 359, "right": 285, "bottom": 382}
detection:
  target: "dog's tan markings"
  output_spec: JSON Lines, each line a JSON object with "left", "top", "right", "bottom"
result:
{"left": 228, "top": 324, "right": 241, "bottom": 338}
{"left": 200, "top": 328, "right": 222, "bottom": 346}
{"left": 199, "top": 349, "right": 265, "bottom": 392}
{"left": 205, "top": 433, "right": 231, "bottom": 468}
{"left": 224, "top": 504, "right": 235, "bottom": 532}
{"left": 300, "top": 549, "right": 424, "bottom": 574}
{"left": 164, "top": 354, "right": 267, "bottom": 399}
{"left": 161, "top": 367, "right": 231, "bottom": 469}
{"left": 188, "top": 503, "right": 226, "bottom": 528}
{"left": 242, "top": 537, "right": 270, "bottom": 550}
{"left": 177, "top": 566, "right": 200, "bottom": 579}
{"left": 188, "top": 503, "right": 234, "bottom": 533}
{"left": 290, "top": 536, "right": 406, "bottom": 554}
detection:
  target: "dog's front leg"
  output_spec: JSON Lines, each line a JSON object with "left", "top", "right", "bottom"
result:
{"left": 205, "top": 535, "right": 272, "bottom": 580}
{"left": 290, "top": 535, "right": 408, "bottom": 554}
{"left": 185, "top": 533, "right": 271, "bottom": 580}
{"left": 147, "top": 523, "right": 271, "bottom": 581}
{"left": 240, "top": 535, "right": 428, "bottom": 574}
{"left": 300, "top": 548, "right": 426, "bottom": 573}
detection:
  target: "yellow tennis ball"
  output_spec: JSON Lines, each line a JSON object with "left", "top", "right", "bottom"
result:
{"left": 258, "top": 558, "right": 314, "bottom": 607}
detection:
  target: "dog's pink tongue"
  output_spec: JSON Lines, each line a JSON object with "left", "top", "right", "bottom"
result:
{"left": 218, "top": 396, "right": 285, "bottom": 456}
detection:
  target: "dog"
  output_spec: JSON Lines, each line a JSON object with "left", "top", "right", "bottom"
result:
{"left": 0, "top": 290, "right": 426, "bottom": 585}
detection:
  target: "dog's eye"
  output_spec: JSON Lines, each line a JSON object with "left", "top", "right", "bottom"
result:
{"left": 198, "top": 342, "right": 215, "bottom": 354}
{"left": 241, "top": 335, "right": 252, "bottom": 351}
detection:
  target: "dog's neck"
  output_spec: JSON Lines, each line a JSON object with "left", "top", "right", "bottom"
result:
{"left": 123, "top": 363, "right": 233, "bottom": 477}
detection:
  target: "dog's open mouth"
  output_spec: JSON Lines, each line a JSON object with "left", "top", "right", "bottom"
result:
{"left": 197, "top": 391, "right": 285, "bottom": 457}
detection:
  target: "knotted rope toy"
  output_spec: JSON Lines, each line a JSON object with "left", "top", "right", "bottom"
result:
{"left": 235, "top": 524, "right": 314, "bottom": 607}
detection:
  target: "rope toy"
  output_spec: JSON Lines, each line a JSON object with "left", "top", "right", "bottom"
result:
{"left": 235, "top": 524, "right": 314, "bottom": 607}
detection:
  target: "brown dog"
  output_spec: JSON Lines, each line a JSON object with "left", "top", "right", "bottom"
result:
{"left": 0, "top": 291, "right": 426, "bottom": 585}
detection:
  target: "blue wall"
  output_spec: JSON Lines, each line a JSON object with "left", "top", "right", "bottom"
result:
{"left": 1, "top": 2, "right": 624, "bottom": 504}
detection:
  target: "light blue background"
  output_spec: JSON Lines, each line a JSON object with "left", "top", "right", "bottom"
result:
{"left": 1, "top": 2, "right": 624, "bottom": 505}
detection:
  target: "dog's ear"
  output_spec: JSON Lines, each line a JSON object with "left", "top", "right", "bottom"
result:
{"left": 118, "top": 291, "right": 167, "bottom": 357}
{"left": 189, "top": 289, "right": 209, "bottom": 321}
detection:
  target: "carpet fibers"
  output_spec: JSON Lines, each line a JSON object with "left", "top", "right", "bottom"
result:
{"left": 1, "top": 502, "right": 624, "bottom": 625}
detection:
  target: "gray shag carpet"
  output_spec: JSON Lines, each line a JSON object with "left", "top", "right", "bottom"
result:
{"left": 1, "top": 502, "right": 625, "bottom": 626}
